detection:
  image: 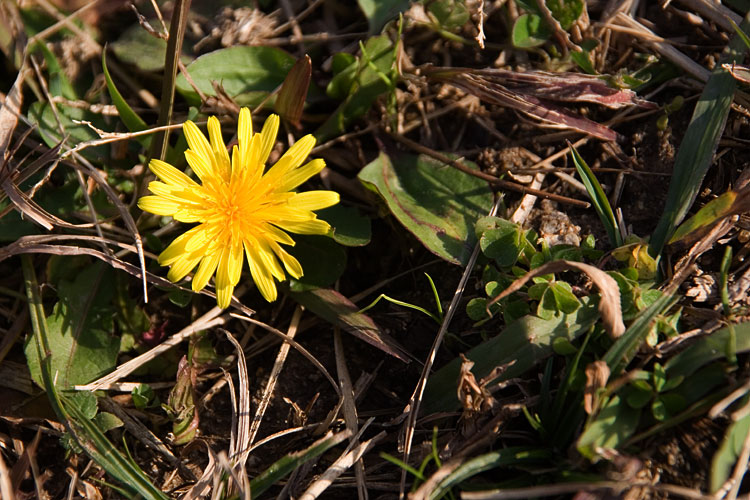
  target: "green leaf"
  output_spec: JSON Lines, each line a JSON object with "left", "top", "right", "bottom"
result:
{"left": 577, "top": 395, "right": 640, "bottom": 459}
{"left": 665, "top": 321, "right": 750, "bottom": 380}
{"left": 32, "top": 41, "right": 76, "bottom": 99}
{"left": 250, "top": 431, "right": 350, "bottom": 497}
{"left": 132, "top": 384, "right": 157, "bottom": 410}
{"left": 552, "top": 337, "right": 577, "bottom": 355}
{"left": 175, "top": 46, "right": 295, "bottom": 107}
{"left": 93, "top": 412, "right": 124, "bottom": 433}
{"left": 546, "top": 0, "right": 584, "bottom": 29}
{"left": 669, "top": 190, "right": 738, "bottom": 244}
{"left": 550, "top": 281, "right": 580, "bottom": 314}
{"left": 103, "top": 51, "right": 147, "bottom": 134}
{"left": 650, "top": 20, "right": 748, "bottom": 254}
{"left": 602, "top": 292, "right": 675, "bottom": 376}
{"left": 21, "top": 256, "right": 168, "bottom": 500}
{"left": 25, "top": 263, "right": 120, "bottom": 389}
{"left": 625, "top": 385, "right": 652, "bottom": 409}
{"left": 327, "top": 53, "right": 357, "bottom": 99}
{"left": 427, "top": 447, "right": 551, "bottom": 499}
{"left": 467, "top": 297, "right": 491, "bottom": 321}
{"left": 111, "top": 22, "right": 180, "bottom": 72}
{"left": 423, "top": 298, "right": 599, "bottom": 414}
{"left": 28, "top": 102, "right": 110, "bottom": 162}
{"left": 512, "top": 14, "right": 551, "bottom": 48}
{"left": 317, "top": 205, "right": 372, "bottom": 247}
{"left": 428, "top": 0, "right": 471, "bottom": 30}
{"left": 287, "top": 235, "right": 347, "bottom": 291}
{"left": 358, "top": 152, "right": 493, "bottom": 265}
{"left": 317, "top": 36, "right": 395, "bottom": 141}
{"left": 291, "top": 288, "right": 409, "bottom": 361}
{"left": 357, "top": 0, "right": 411, "bottom": 34}
{"left": 571, "top": 146, "right": 622, "bottom": 247}
{"left": 711, "top": 405, "right": 750, "bottom": 492}
{"left": 478, "top": 217, "right": 526, "bottom": 267}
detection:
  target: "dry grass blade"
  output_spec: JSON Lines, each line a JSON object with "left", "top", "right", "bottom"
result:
{"left": 98, "top": 397, "right": 194, "bottom": 480}
{"left": 299, "top": 429, "right": 386, "bottom": 500}
{"left": 247, "top": 306, "right": 303, "bottom": 445}
{"left": 232, "top": 313, "right": 341, "bottom": 399}
{"left": 333, "top": 329, "right": 367, "bottom": 500}
{"left": 487, "top": 260, "right": 625, "bottom": 339}
{"left": 0, "top": 65, "right": 28, "bottom": 158}
{"left": 79, "top": 307, "right": 227, "bottom": 391}
{"left": 224, "top": 330, "right": 252, "bottom": 493}
{"left": 612, "top": 13, "right": 710, "bottom": 82}
{"left": 399, "top": 198, "right": 501, "bottom": 499}
{"left": 0, "top": 448, "right": 13, "bottom": 500}
{"left": 180, "top": 441, "right": 218, "bottom": 499}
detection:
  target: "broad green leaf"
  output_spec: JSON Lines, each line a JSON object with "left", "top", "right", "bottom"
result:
{"left": 423, "top": 298, "right": 599, "bottom": 414}
{"left": 250, "top": 431, "right": 350, "bottom": 497}
{"left": 478, "top": 216, "right": 527, "bottom": 267}
{"left": 577, "top": 395, "right": 640, "bottom": 459}
{"left": 25, "top": 262, "right": 120, "bottom": 389}
{"left": 175, "top": 46, "right": 295, "bottom": 107}
{"left": 550, "top": 281, "right": 580, "bottom": 313}
{"left": 358, "top": 152, "right": 493, "bottom": 265}
{"left": 111, "top": 22, "right": 175, "bottom": 72}
{"left": 317, "top": 36, "right": 395, "bottom": 141}
{"left": 357, "top": 0, "right": 411, "bottom": 34}
{"left": 327, "top": 53, "right": 358, "bottom": 99}
{"left": 711, "top": 403, "right": 750, "bottom": 492}
{"left": 28, "top": 102, "right": 110, "bottom": 162}
{"left": 291, "top": 288, "right": 409, "bottom": 361}
{"left": 317, "top": 205, "right": 372, "bottom": 247}
{"left": 512, "top": 14, "right": 551, "bottom": 48}
{"left": 21, "top": 256, "right": 168, "bottom": 500}
{"left": 287, "top": 235, "right": 347, "bottom": 291}
{"left": 650, "top": 20, "right": 749, "bottom": 254}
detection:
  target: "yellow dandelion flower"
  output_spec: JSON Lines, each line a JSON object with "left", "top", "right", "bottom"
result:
{"left": 138, "top": 109, "right": 339, "bottom": 308}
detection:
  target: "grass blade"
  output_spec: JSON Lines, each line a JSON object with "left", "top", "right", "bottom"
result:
{"left": 570, "top": 144, "right": 622, "bottom": 247}
{"left": 21, "top": 256, "right": 167, "bottom": 500}
{"left": 602, "top": 292, "right": 676, "bottom": 376}
{"left": 102, "top": 50, "right": 148, "bottom": 141}
{"left": 249, "top": 430, "right": 350, "bottom": 497}
{"left": 650, "top": 16, "right": 750, "bottom": 254}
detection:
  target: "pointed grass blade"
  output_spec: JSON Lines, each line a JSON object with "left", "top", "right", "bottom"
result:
{"left": 570, "top": 145, "right": 622, "bottom": 247}
{"left": 102, "top": 50, "right": 149, "bottom": 146}
{"left": 650, "top": 16, "right": 750, "bottom": 255}
{"left": 249, "top": 430, "right": 350, "bottom": 497}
